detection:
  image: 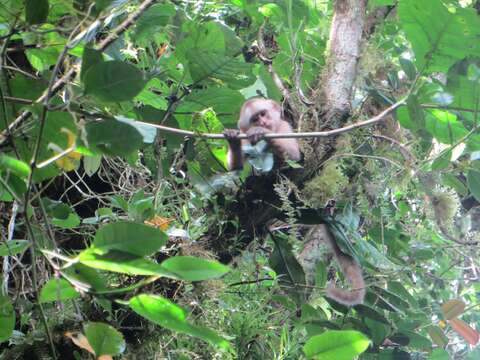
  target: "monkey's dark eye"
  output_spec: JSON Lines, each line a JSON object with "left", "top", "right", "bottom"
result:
{"left": 260, "top": 110, "right": 266, "bottom": 117}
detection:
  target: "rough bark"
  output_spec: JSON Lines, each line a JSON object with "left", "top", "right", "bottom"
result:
{"left": 322, "top": 0, "right": 367, "bottom": 125}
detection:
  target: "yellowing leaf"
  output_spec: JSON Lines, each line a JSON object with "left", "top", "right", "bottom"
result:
{"left": 65, "top": 331, "right": 94, "bottom": 354}
{"left": 441, "top": 299, "right": 466, "bottom": 320}
{"left": 438, "top": 320, "right": 447, "bottom": 329}
{"left": 53, "top": 128, "right": 82, "bottom": 171}
{"left": 145, "top": 216, "right": 173, "bottom": 231}
{"left": 449, "top": 318, "right": 480, "bottom": 345}
{"left": 65, "top": 331, "right": 114, "bottom": 359}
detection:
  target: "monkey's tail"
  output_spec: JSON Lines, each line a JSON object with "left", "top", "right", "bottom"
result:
{"left": 325, "top": 230, "right": 366, "bottom": 306}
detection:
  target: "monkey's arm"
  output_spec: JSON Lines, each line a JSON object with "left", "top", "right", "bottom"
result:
{"left": 268, "top": 120, "right": 301, "bottom": 161}
{"left": 224, "top": 129, "right": 244, "bottom": 170}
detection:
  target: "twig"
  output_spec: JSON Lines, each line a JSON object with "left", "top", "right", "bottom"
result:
{"left": 77, "top": 97, "right": 405, "bottom": 140}
{"left": 2, "top": 201, "right": 19, "bottom": 294}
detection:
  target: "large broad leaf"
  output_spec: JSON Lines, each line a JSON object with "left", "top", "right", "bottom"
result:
{"left": 187, "top": 51, "right": 255, "bottom": 90}
{"left": 175, "top": 87, "right": 244, "bottom": 128}
{"left": 93, "top": 221, "right": 167, "bottom": 256}
{"left": 39, "top": 278, "right": 79, "bottom": 303}
{"left": 135, "top": 3, "right": 176, "bottom": 41}
{"left": 0, "top": 240, "right": 30, "bottom": 256}
{"left": 160, "top": 256, "right": 230, "bottom": 281}
{"left": 83, "top": 61, "right": 146, "bottom": 102}
{"left": 0, "top": 296, "right": 15, "bottom": 343}
{"left": 86, "top": 119, "right": 143, "bottom": 157}
{"left": 399, "top": 0, "right": 480, "bottom": 73}
{"left": 78, "top": 250, "right": 176, "bottom": 277}
{"left": 80, "top": 47, "right": 103, "bottom": 81}
{"left": 467, "top": 170, "right": 480, "bottom": 202}
{"left": 129, "top": 294, "right": 231, "bottom": 350}
{"left": 425, "top": 110, "right": 468, "bottom": 145}
{"left": 25, "top": 0, "right": 49, "bottom": 24}
{"left": 303, "top": 330, "right": 370, "bottom": 360}
{"left": 84, "top": 322, "right": 125, "bottom": 356}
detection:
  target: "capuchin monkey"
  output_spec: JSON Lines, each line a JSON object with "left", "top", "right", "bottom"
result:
{"left": 224, "top": 98, "right": 301, "bottom": 170}
{"left": 225, "top": 98, "right": 364, "bottom": 305}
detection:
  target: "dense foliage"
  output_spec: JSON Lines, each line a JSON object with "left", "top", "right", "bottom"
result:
{"left": 0, "top": 0, "right": 480, "bottom": 359}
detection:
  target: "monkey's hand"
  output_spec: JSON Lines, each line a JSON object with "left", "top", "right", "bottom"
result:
{"left": 246, "top": 126, "right": 270, "bottom": 145}
{"left": 223, "top": 129, "right": 241, "bottom": 148}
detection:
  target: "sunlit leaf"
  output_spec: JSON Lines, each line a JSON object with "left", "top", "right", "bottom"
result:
{"left": 129, "top": 294, "right": 231, "bottom": 350}
{"left": 0, "top": 240, "right": 30, "bottom": 256}
{"left": 39, "top": 278, "right": 79, "bottom": 303}
{"left": 303, "top": 330, "right": 370, "bottom": 359}
{"left": 84, "top": 322, "right": 125, "bottom": 356}
{"left": 78, "top": 250, "right": 175, "bottom": 277}
{"left": 0, "top": 154, "right": 30, "bottom": 178}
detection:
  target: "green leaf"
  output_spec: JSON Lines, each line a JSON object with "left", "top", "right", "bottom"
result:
{"left": 442, "top": 173, "right": 468, "bottom": 196}
{"left": 269, "top": 235, "right": 307, "bottom": 303}
{"left": 52, "top": 213, "right": 81, "bottom": 229}
{"left": 427, "top": 326, "right": 449, "bottom": 347}
{"left": 63, "top": 263, "right": 107, "bottom": 292}
{"left": 399, "top": 0, "right": 480, "bottom": 73}
{"left": 129, "top": 294, "right": 231, "bottom": 350}
{"left": 39, "top": 278, "right": 79, "bottom": 303}
{"left": 84, "top": 322, "right": 125, "bottom": 356}
{"left": 387, "top": 281, "right": 419, "bottom": 308}
{"left": 0, "top": 154, "right": 31, "bottom": 178}
{"left": 160, "top": 256, "right": 230, "bottom": 281}
{"left": 25, "top": 0, "right": 49, "bottom": 24}
{"left": 441, "top": 299, "right": 466, "bottom": 320}
{"left": 314, "top": 261, "right": 327, "bottom": 288}
{"left": 86, "top": 119, "right": 143, "bottom": 157}
{"left": 135, "top": 3, "right": 175, "bottom": 41}
{"left": 176, "top": 87, "right": 244, "bottom": 127}
{"left": 425, "top": 110, "right": 468, "bottom": 144}
{"left": 81, "top": 47, "right": 103, "bottom": 81}
{"left": 354, "top": 304, "right": 390, "bottom": 325}
{"left": 429, "top": 348, "right": 450, "bottom": 360}
{"left": 0, "top": 240, "right": 30, "bottom": 256}
{"left": 467, "top": 170, "right": 480, "bottom": 202}
{"left": 187, "top": 51, "right": 255, "bottom": 90}
{"left": 83, "top": 61, "right": 146, "bottom": 102}
{"left": 0, "top": 295, "right": 15, "bottom": 343}
{"left": 78, "top": 250, "right": 175, "bottom": 277}
{"left": 93, "top": 221, "right": 167, "bottom": 256}
{"left": 83, "top": 155, "right": 102, "bottom": 177}
{"left": 303, "top": 330, "right": 370, "bottom": 360}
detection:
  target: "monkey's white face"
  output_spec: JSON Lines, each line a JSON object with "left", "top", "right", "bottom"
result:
{"left": 240, "top": 100, "right": 281, "bottom": 132}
